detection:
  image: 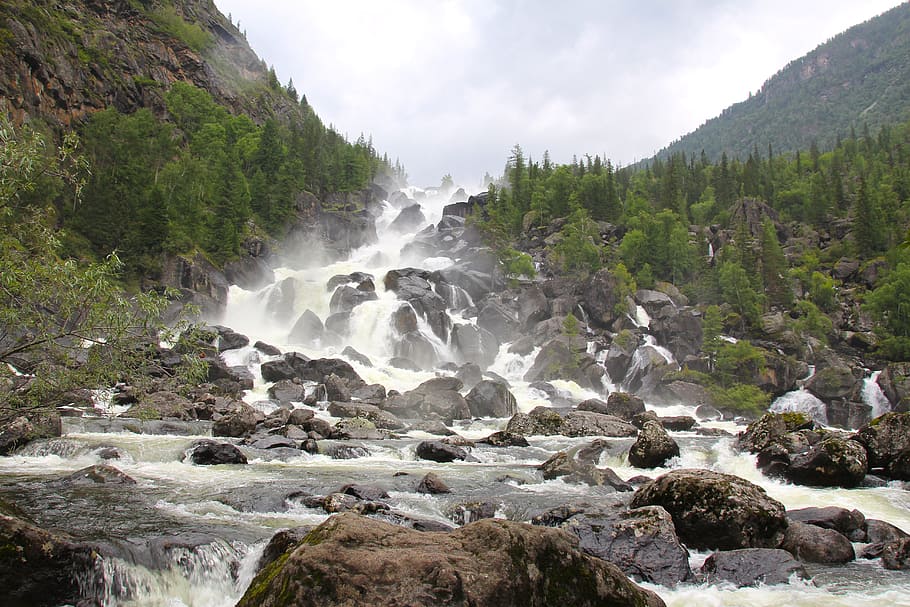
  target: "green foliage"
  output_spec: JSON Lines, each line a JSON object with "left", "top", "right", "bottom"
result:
{"left": 701, "top": 304, "right": 724, "bottom": 369}
{"left": 619, "top": 210, "right": 694, "bottom": 284}
{"left": 865, "top": 254, "right": 910, "bottom": 359}
{"left": 149, "top": 6, "right": 213, "bottom": 52}
{"left": 500, "top": 247, "right": 536, "bottom": 282}
{"left": 708, "top": 383, "right": 772, "bottom": 418}
{"left": 714, "top": 340, "right": 766, "bottom": 387}
{"left": 0, "top": 118, "right": 204, "bottom": 419}
{"left": 611, "top": 262, "right": 637, "bottom": 317}
{"left": 759, "top": 219, "right": 792, "bottom": 307}
{"left": 562, "top": 313, "right": 579, "bottom": 337}
{"left": 792, "top": 299, "right": 833, "bottom": 341}
{"left": 550, "top": 207, "right": 603, "bottom": 275}
{"left": 807, "top": 271, "right": 837, "bottom": 312}
{"left": 717, "top": 258, "right": 763, "bottom": 328}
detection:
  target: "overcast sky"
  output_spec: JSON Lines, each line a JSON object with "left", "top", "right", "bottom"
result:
{"left": 214, "top": 0, "right": 901, "bottom": 188}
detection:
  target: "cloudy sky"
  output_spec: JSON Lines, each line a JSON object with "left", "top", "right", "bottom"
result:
{"left": 214, "top": 0, "right": 900, "bottom": 188}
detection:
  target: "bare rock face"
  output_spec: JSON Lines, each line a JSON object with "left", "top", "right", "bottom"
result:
{"left": 631, "top": 469, "right": 788, "bottom": 551}
{"left": 236, "top": 513, "right": 666, "bottom": 607}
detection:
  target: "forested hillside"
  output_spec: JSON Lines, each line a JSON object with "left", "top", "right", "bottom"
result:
{"left": 655, "top": 3, "right": 910, "bottom": 163}
{"left": 0, "top": 0, "right": 400, "bottom": 279}
{"left": 484, "top": 116, "right": 910, "bottom": 373}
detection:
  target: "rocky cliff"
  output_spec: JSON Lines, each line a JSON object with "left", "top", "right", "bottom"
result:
{"left": 0, "top": 0, "right": 298, "bottom": 128}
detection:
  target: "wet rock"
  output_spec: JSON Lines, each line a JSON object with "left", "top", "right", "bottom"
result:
{"left": 288, "top": 309, "right": 324, "bottom": 345}
{"left": 249, "top": 435, "right": 298, "bottom": 450}
{"left": 327, "top": 402, "right": 406, "bottom": 430}
{"left": 331, "top": 417, "right": 386, "bottom": 440}
{"left": 253, "top": 341, "right": 281, "bottom": 356}
{"left": 476, "top": 300, "right": 520, "bottom": 342}
{"left": 787, "top": 506, "right": 865, "bottom": 539}
{"left": 455, "top": 362, "right": 483, "bottom": 389}
{"left": 389, "top": 203, "right": 427, "bottom": 232}
{"left": 188, "top": 440, "right": 248, "bottom": 465}
{"left": 506, "top": 406, "right": 565, "bottom": 436}
{"left": 888, "top": 447, "right": 910, "bottom": 480}
{"left": 416, "top": 472, "right": 451, "bottom": 494}
{"left": 781, "top": 521, "right": 855, "bottom": 564}
{"left": 882, "top": 538, "right": 910, "bottom": 570}
{"left": 64, "top": 464, "right": 136, "bottom": 485}
{"left": 388, "top": 357, "right": 421, "bottom": 371}
{"left": 339, "top": 484, "right": 390, "bottom": 501}
{"left": 407, "top": 420, "right": 455, "bottom": 436}
{"left": 805, "top": 365, "right": 861, "bottom": 402}
{"left": 784, "top": 437, "right": 868, "bottom": 487}
{"left": 235, "top": 513, "right": 665, "bottom": 607}
{"left": 580, "top": 268, "right": 621, "bottom": 328}
{"left": 865, "top": 519, "right": 910, "bottom": 545}
{"left": 576, "top": 398, "right": 610, "bottom": 415}
{"left": 700, "top": 548, "right": 808, "bottom": 587}
{"left": 523, "top": 339, "right": 603, "bottom": 391}
{"left": 538, "top": 448, "right": 632, "bottom": 491}
{"left": 853, "top": 412, "right": 910, "bottom": 472}
{"left": 391, "top": 304, "right": 419, "bottom": 334}
{"left": 394, "top": 331, "right": 438, "bottom": 370}
{"left": 381, "top": 382, "right": 470, "bottom": 423}
{"left": 451, "top": 323, "right": 500, "bottom": 369}
{"left": 631, "top": 469, "right": 788, "bottom": 550}
{"left": 383, "top": 268, "right": 451, "bottom": 341}
{"left": 267, "top": 379, "right": 308, "bottom": 405}
{"left": 212, "top": 325, "right": 250, "bottom": 352}
{"left": 212, "top": 402, "right": 261, "bottom": 438}
{"left": 0, "top": 513, "right": 94, "bottom": 607}
{"left": 415, "top": 440, "right": 468, "bottom": 462}
{"left": 826, "top": 399, "right": 873, "bottom": 430}
{"left": 562, "top": 411, "right": 638, "bottom": 438}
{"left": 0, "top": 413, "right": 61, "bottom": 455}
{"left": 256, "top": 527, "right": 313, "bottom": 573}
{"left": 537, "top": 505, "right": 690, "bottom": 586}
{"left": 477, "top": 431, "right": 529, "bottom": 447}
{"left": 465, "top": 380, "right": 517, "bottom": 418}
{"left": 341, "top": 346, "right": 372, "bottom": 368}
{"left": 325, "top": 444, "right": 371, "bottom": 459}
{"left": 628, "top": 421, "right": 680, "bottom": 468}
{"left": 877, "top": 362, "right": 910, "bottom": 409}
{"left": 736, "top": 412, "right": 814, "bottom": 453}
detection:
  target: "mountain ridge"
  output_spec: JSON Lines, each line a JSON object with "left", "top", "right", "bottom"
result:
{"left": 650, "top": 3, "right": 910, "bottom": 164}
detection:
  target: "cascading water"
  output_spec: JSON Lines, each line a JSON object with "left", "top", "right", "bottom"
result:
{"left": 770, "top": 388, "right": 829, "bottom": 425}
{"left": 3, "top": 185, "right": 910, "bottom": 607}
{"left": 862, "top": 370, "right": 891, "bottom": 419}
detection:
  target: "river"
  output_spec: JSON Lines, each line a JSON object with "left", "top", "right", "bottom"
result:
{"left": 1, "top": 186, "right": 909, "bottom": 606}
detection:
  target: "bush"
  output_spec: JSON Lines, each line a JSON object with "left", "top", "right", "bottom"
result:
{"left": 709, "top": 383, "right": 772, "bottom": 418}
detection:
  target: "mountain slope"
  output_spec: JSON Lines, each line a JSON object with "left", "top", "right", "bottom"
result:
{"left": 0, "top": 0, "right": 297, "bottom": 127}
{"left": 655, "top": 3, "right": 910, "bottom": 162}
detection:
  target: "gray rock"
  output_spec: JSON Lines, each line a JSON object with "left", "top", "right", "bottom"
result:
{"left": 700, "top": 548, "right": 808, "bottom": 587}
{"left": 415, "top": 440, "right": 468, "bottom": 462}
{"left": 465, "top": 380, "right": 518, "bottom": 418}
{"left": 628, "top": 421, "right": 680, "bottom": 468}
{"left": 781, "top": 521, "right": 855, "bottom": 564}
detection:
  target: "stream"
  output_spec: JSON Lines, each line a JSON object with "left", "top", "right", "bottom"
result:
{"left": 2, "top": 186, "right": 909, "bottom": 607}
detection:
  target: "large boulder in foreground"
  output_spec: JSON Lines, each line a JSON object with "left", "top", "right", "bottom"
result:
{"left": 534, "top": 505, "right": 691, "bottom": 587}
{"left": 631, "top": 469, "right": 788, "bottom": 551}
{"left": 236, "top": 513, "right": 665, "bottom": 607}
{"left": 0, "top": 514, "right": 94, "bottom": 607}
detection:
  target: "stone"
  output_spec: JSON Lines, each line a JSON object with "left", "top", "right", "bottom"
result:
{"left": 64, "top": 464, "right": 136, "bottom": 485}
{"left": 736, "top": 412, "right": 814, "bottom": 453}
{"left": 561, "top": 411, "right": 639, "bottom": 438}
{"left": 534, "top": 505, "right": 691, "bottom": 586}
{"left": 786, "top": 506, "right": 865, "bottom": 538}
{"left": 416, "top": 472, "right": 451, "bottom": 494}
{"left": 327, "top": 402, "right": 406, "bottom": 430}
{"left": 450, "top": 323, "right": 500, "bottom": 369}
{"left": 882, "top": 538, "right": 910, "bottom": 570}
{"left": 784, "top": 437, "right": 868, "bottom": 487}
{"left": 805, "top": 365, "right": 860, "bottom": 402}
{"left": 188, "top": 440, "right": 248, "bottom": 465}
{"left": 478, "top": 431, "right": 529, "bottom": 447}
{"left": 288, "top": 309, "right": 324, "bottom": 345}
{"left": 628, "top": 421, "right": 680, "bottom": 468}
{"left": 465, "top": 380, "right": 518, "bottom": 418}
{"left": 212, "top": 403, "right": 261, "bottom": 438}
{"left": 236, "top": 514, "right": 665, "bottom": 607}
{"left": 780, "top": 521, "right": 855, "bottom": 564}
{"left": 700, "top": 548, "right": 808, "bottom": 587}
{"left": 631, "top": 469, "right": 788, "bottom": 551}
{"left": 853, "top": 412, "right": 910, "bottom": 472}
{"left": 415, "top": 440, "right": 468, "bottom": 462}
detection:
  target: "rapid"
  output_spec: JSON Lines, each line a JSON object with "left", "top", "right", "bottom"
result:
{"left": 1, "top": 186, "right": 908, "bottom": 607}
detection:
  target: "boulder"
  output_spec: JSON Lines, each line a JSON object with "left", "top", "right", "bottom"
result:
{"left": 188, "top": 440, "right": 248, "bottom": 465}
{"left": 391, "top": 304, "right": 419, "bottom": 334}
{"left": 628, "top": 421, "right": 680, "bottom": 468}
{"left": 416, "top": 472, "right": 451, "bottom": 494}
{"left": 736, "top": 412, "right": 814, "bottom": 453}
{"left": 534, "top": 505, "right": 691, "bottom": 586}
{"left": 783, "top": 437, "right": 868, "bottom": 487}
{"left": 523, "top": 339, "right": 604, "bottom": 391}
{"left": 700, "top": 549, "right": 807, "bottom": 587}
{"left": 450, "top": 323, "right": 500, "bottom": 370}
{"left": 327, "top": 402, "right": 406, "bottom": 430}
{"left": 580, "top": 269, "right": 620, "bottom": 328}
{"left": 288, "top": 309, "right": 324, "bottom": 345}
{"left": 478, "top": 431, "right": 530, "bottom": 447}
{"left": 212, "top": 403, "right": 261, "bottom": 438}
{"left": 329, "top": 285, "right": 378, "bottom": 314}
{"left": 64, "top": 464, "right": 136, "bottom": 485}
{"left": 538, "top": 450, "right": 631, "bottom": 490}
{"left": 631, "top": 469, "right": 788, "bottom": 550}
{"left": 0, "top": 412, "right": 61, "bottom": 455}
{"left": 780, "top": 521, "right": 855, "bottom": 564}
{"left": 889, "top": 447, "right": 910, "bottom": 480}
{"left": 415, "top": 440, "right": 468, "bottom": 462}
{"left": 388, "top": 203, "right": 427, "bottom": 233}
{"left": 0, "top": 514, "right": 94, "bottom": 607}
{"left": 330, "top": 417, "right": 385, "bottom": 440}
{"left": 882, "top": 538, "right": 910, "bottom": 570}
{"left": 126, "top": 391, "right": 196, "bottom": 421}
{"left": 805, "top": 365, "right": 860, "bottom": 402}
{"left": 865, "top": 519, "right": 910, "bottom": 545}
{"left": 212, "top": 325, "right": 251, "bottom": 352}
{"left": 235, "top": 514, "right": 665, "bottom": 607}
{"left": 605, "top": 392, "right": 646, "bottom": 421}
{"left": 465, "top": 380, "right": 518, "bottom": 418}
{"left": 853, "top": 412, "right": 910, "bottom": 472}
{"left": 267, "top": 379, "right": 309, "bottom": 406}
{"left": 877, "top": 362, "right": 910, "bottom": 409}
{"left": 562, "top": 411, "right": 638, "bottom": 438}
{"left": 787, "top": 506, "right": 865, "bottom": 539}
{"left": 476, "top": 300, "right": 520, "bottom": 342}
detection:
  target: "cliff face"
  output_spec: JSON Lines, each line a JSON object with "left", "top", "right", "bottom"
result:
{"left": 0, "top": 0, "right": 299, "bottom": 127}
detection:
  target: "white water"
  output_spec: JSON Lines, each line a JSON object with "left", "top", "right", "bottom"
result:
{"left": 770, "top": 388, "right": 829, "bottom": 425}
{"left": 6, "top": 185, "right": 910, "bottom": 607}
{"left": 862, "top": 370, "right": 891, "bottom": 419}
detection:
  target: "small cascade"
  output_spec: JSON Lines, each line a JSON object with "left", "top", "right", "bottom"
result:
{"left": 436, "top": 282, "right": 474, "bottom": 311}
{"left": 706, "top": 240, "right": 715, "bottom": 261}
{"left": 770, "top": 389, "right": 828, "bottom": 425}
{"left": 862, "top": 370, "right": 891, "bottom": 419}
{"left": 643, "top": 334, "right": 677, "bottom": 367}
{"left": 631, "top": 305, "right": 651, "bottom": 328}
{"left": 78, "top": 538, "right": 264, "bottom": 607}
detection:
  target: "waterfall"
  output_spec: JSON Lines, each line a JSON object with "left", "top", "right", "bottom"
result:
{"left": 862, "top": 370, "right": 891, "bottom": 419}
{"left": 632, "top": 305, "right": 651, "bottom": 328}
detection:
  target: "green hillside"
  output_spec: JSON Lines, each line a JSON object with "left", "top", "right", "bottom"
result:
{"left": 656, "top": 3, "right": 910, "bottom": 162}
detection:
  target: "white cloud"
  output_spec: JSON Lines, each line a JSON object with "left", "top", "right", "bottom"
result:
{"left": 216, "top": 0, "right": 902, "bottom": 186}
